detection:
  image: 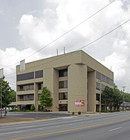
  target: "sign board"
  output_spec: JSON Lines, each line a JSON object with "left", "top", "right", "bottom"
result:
{"left": 75, "top": 100, "right": 85, "bottom": 107}
{"left": 20, "top": 59, "right": 25, "bottom": 72}
{"left": 0, "top": 68, "right": 3, "bottom": 78}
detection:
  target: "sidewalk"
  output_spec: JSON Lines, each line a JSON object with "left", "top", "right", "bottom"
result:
{"left": 0, "top": 117, "right": 52, "bottom": 124}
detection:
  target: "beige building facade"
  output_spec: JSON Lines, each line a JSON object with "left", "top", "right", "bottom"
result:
{"left": 16, "top": 50, "right": 114, "bottom": 113}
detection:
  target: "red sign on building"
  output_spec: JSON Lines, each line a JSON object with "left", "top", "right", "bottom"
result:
{"left": 75, "top": 100, "right": 85, "bottom": 107}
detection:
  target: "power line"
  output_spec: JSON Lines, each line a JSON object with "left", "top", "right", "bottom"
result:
{"left": 80, "top": 19, "right": 130, "bottom": 50}
{"left": 0, "top": 64, "right": 15, "bottom": 70}
{"left": 3, "top": 18, "right": 130, "bottom": 77}
{"left": 24, "top": 0, "right": 115, "bottom": 60}
{"left": 3, "top": 0, "right": 115, "bottom": 67}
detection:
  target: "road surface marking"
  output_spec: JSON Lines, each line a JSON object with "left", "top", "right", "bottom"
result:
{"left": 109, "top": 127, "right": 122, "bottom": 131}
{"left": 8, "top": 117, "right": 130, "bottom": 140}
{"left": 9, "top": 124, "right": 102, "bottom": 140}
{"left": 103, "top": 122, "right": 113, "bottom": 124}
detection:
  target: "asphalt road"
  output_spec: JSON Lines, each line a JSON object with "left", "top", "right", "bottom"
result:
{"left": 0, "top": 111, "right": 130, "bottom": 140}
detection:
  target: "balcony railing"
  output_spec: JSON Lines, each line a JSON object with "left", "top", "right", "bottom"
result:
{"left": 18, "top": 99, "right": 34, "bottom": 101}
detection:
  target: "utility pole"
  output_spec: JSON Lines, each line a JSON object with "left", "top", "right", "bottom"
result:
{"left": 64, "top": 47, "right": 66, "bottom": 54}
{"left": 56, "top": 49, "right": 58, "bottom": 56}
{"left": 122, "top": 86, "right": 126, "bottom": 111}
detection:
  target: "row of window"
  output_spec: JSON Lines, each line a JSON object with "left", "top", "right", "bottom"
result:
{"left": 38, "top": 92, "right": 68, "bottom": 101}
{"left": 17, "top": 79, "right": 67, "bottom": 92}
{"left": 18, "top": 94, "right": 34, "bottom": 101}
{"left": 18, "top": 82, "right": 43, "bottom": 91}
{"left": 96, "top": 82, "right": 106, "bottom": 91}
{"left": 96, "top": 71, "right": 113, "bottom": 86}
{"left": 17, "top": 70, "right": 43, "bottom": 81}
{"left": 17, "top": 69, "right": 68, "bottom": 82}
{"left": 18, "top": 84, "right": 34, "bottom": 91}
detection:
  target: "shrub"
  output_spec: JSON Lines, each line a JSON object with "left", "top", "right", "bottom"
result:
{"left": 72, "top": 112, "right": 75, "bottom": 115}
{"left": 30, "top": 104, "right": 35, "bottom": 111}
{"left": 78, "top": 111, "right": 81, "bottom": 115}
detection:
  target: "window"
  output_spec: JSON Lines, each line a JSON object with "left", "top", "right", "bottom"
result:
{"left": 96, "top": 71, "right": 101, "bottom": 80}
{"left": 38, "top": 83, "right": 43, "bottom": 90}
{"left": 17, "top": 72, "right": 34, "bottom": 81}
{"left": 35, "top": 70, "right": 43, "bottom": 78}
{"left": 96, "top": 71, "right": 113, "bottom": 86}
{"left": 18, "top": 94, "right": 34, "bottom": 101}
{"left": 101, "top": 74, "right": 106, "bottom": 82}
{"left": 101, "top": 84, "right": 105, "bottom": 91}
{"left": 96, "top": 93, "right": 100, "bottom": 101}
{"left": 96, "top": 82, "right": 100, "bottom": 90}
{"left": 59, "top": 104, "right": 68, "bottom": 111}
{"left": 59, "top": 92, "right": 68, "bottom": 100}
{"left": 59, "top": 69, "right": 68, "bottom": 77}
{"left": 18, "top": 84, "right": 34, "bottom": 91}
{"left": 59, "top": 80, "right": 68, "bottom": 88}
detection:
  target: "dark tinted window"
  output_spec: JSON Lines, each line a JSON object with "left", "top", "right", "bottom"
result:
{"left": 96, "top": 71, "right": 101, "bottom": 80}
{"left": 59, "top": 80, "right": 68, "bottom": 88}
{"left": 96, "top": 82, "right": 100, "bottom": 90}
{"left": 17, "top": 72, "right": 34, "bottom": 81}
{"left": 59, "top": 92, "right": 68, "bottom": 100}
{"left": 18, "top": 94, "right": 34, "bottom": 101}
{"left": 96, "top": 93, "right": 100, "bottom": 101}
{"left": 59, "top": 69, "right": 68, "bottom": 77}
{"left": 96, "top": 71, "right": 113, "bottom": 86}
{"left": 35, "top": 70, "right": 43, "bottom": 78}
{"left": 59, "top": 104, "right": 68, "bottom": 111}
{"left": 101, "top": 84, "right": 106, "bottom": 91}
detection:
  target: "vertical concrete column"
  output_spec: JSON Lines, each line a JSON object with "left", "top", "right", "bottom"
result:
{"left": 43, "top": 68, "right": 58, "bottom": 112}
{"left": 53, "top": 69, "right": 59, "bottom": 112}
{"left": 87, "top": 71, "right": 96, "bottom": 112}
{"left": 68, "top": 64, "right": 87, "bottom": 113}
{"left": 34, "top": 82, "right": 38, "bottom": 112}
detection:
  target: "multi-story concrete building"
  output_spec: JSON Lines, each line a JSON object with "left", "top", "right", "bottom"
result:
{"left": 16, "top": 50, "right": 114, "bottom": 113}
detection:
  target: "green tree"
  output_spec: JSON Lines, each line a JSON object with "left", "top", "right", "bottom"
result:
{"left": 123, "top": 93, "right": 130, "bottom": 102}
{"left": 101, "top": 86, "right": 114, "bottom": 111}
{"left": 101, "top": 85, "right": 123, "bottom": 111}
{"left": 0, "top": 77, "right": 16, "bottom": 116}
{"left": 30, "top": 104, "right": 35, "bottom": 111}
{"left": 39, "top": 87, "right": 52, "bottom": 111}
{"left": 113, "top": 85, "right": 123, "bottom": 110}
{"left": 0, "top": 77, "right": 16, "bottom": 107}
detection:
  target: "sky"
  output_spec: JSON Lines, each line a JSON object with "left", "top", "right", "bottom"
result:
{"left": 0, "top": 0, "right": 130, "bottom": 92}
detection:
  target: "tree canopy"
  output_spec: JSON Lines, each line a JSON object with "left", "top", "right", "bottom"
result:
{"left": 0, "top": 77, "right": 16, "bottom": 108}
{"left": 101, "top": 85, "right": 123, "bottom": 111}
{"left": 123, "top": 93, "right": 130, "bottom": 102}
{"left": 39, "top": 87, "right": 52, "bottom": 111}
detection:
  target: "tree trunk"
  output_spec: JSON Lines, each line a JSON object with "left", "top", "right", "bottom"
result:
{"left": 4, "top": 107, "right": 7, "bottom": 117}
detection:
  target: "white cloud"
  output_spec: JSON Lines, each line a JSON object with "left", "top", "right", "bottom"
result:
{"left": 1, "top": 0, "right": 130, "bottom": 92}
{"left": 0, "top": 47, "right": 43, "bottom": 90}
{"left": 0, "top": 10, "right": 3, "bottom": 15}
